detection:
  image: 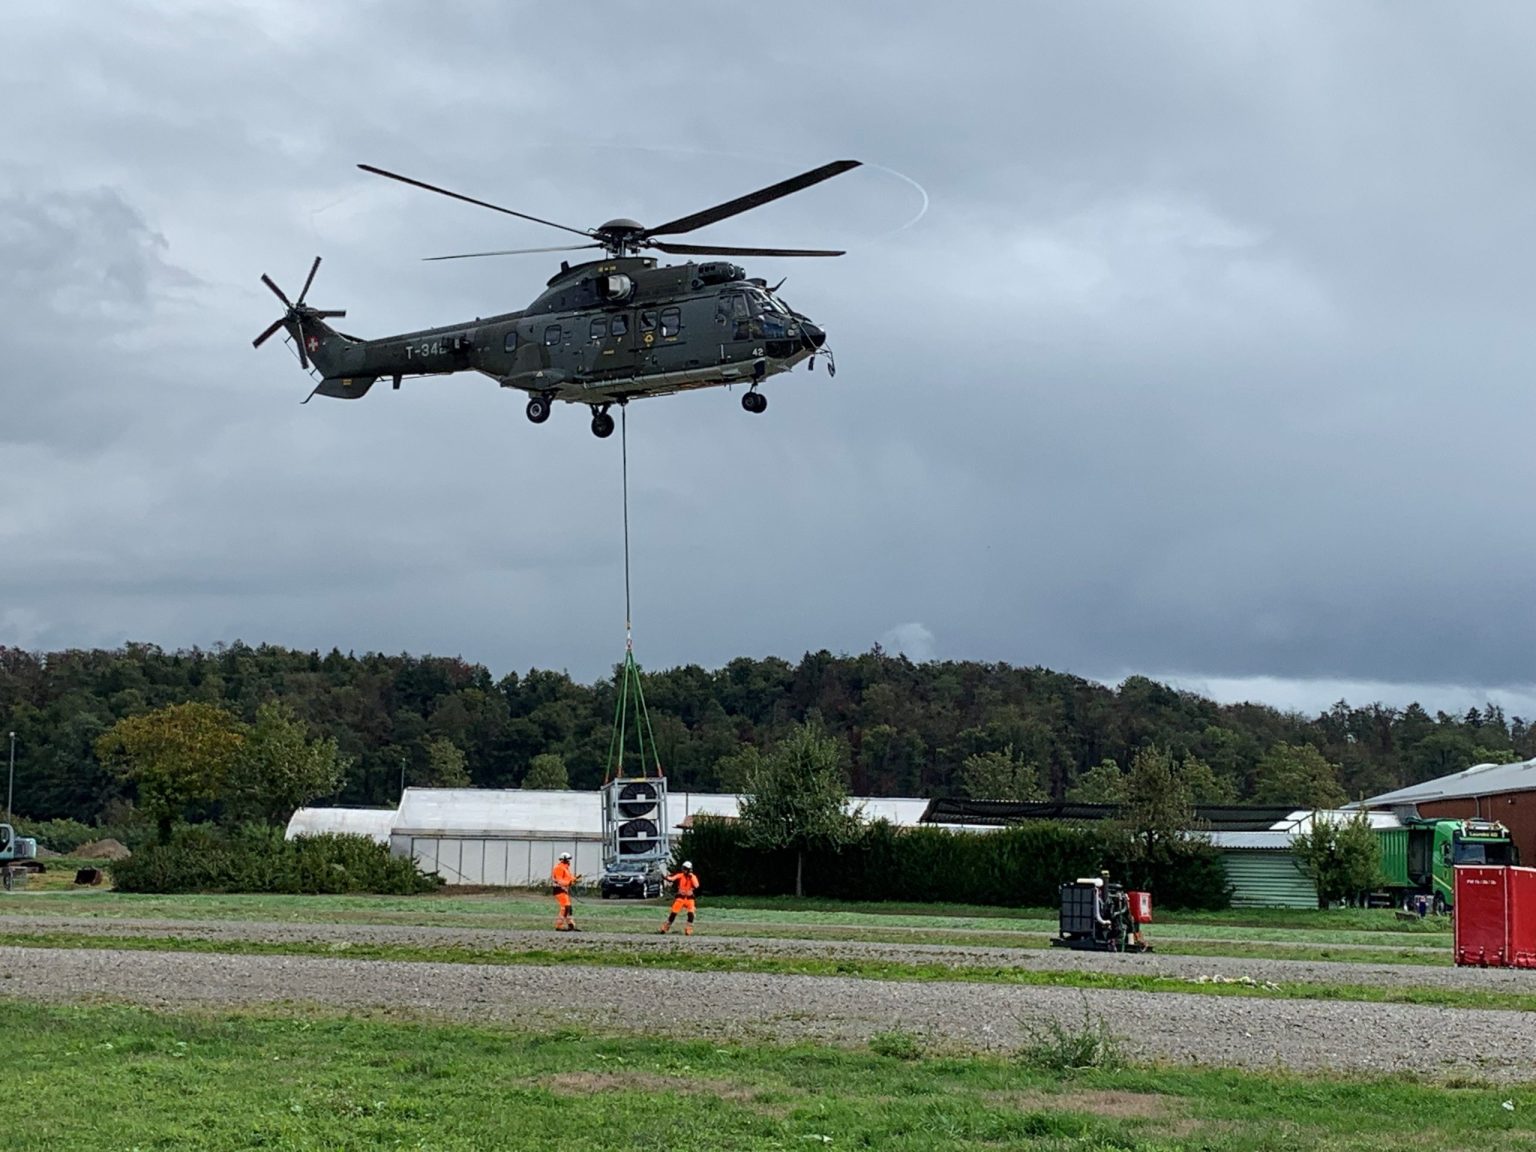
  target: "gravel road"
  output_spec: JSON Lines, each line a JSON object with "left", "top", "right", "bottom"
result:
{"left": 0, "top": 913, "right": 1503, "bottom": 991}
{"left": 4, "top": 945, "right": 1534, "bottom": 1080}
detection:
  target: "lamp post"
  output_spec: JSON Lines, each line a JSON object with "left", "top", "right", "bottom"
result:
{"left": 6, "top": 732, "right": 13, "bottom": 824}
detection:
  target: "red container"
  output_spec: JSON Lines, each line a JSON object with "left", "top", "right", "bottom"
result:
{"left": 1508, "top": 867, "right": 1536, "bottom": 969}
{"left": 1127, "top": 890, "right": 1152, "bottom": 924}
{"left": 1454, "top": 865, "right": 1509, "bottom": 967}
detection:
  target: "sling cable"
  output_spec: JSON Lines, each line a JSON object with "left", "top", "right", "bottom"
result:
{"left": 600, "top": 404, "right": 669, "bottom": 871}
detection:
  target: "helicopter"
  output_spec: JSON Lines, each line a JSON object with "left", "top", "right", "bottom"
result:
{"left": 253, "top": 159, "right": 862, "bottom": 438}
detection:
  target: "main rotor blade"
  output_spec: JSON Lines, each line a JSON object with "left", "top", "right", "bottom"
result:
{"left": 644, "top": 159, "right": 862, "bottom": 237}
{"left": 311, "top": 309, "right": 347, "bottom": 318}
{"left": 252, "top": 318, "right": 286, "bottom": 349}
{"left": 261, "top": 274, "right": 293, "bottom": 308}
{"left": 294, "top": 316, "right": 309, "bottom": 370}
{"left": 297, "top": 255, "right": 321, "bottom": 304}
{"left": 422, "top": 243, "right": 604, "bottom": 262}
{"left": 649, "top": 242, "right": 845, "bottom": 257}
{"left": 358, "top": 164, "right": 594, "bottom": 240}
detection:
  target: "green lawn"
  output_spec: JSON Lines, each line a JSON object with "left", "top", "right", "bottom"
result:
{"left": 10, "top": 1001, "right": 1533, "bottom": 1150}
{"left": 4, "top": 887, "right": 1450, "bottom": 940}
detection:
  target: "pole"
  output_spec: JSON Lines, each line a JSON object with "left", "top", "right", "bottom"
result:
{"left": 6, "top": 732, "right": 13, "bottom": 824}
{"left": 400, "top": 754, "right": 406, "bottom": 802}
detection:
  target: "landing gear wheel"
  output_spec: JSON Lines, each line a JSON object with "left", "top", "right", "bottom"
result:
{"left": 1432, "top": 893, "right": 1447, "bottom": 917}
{"left": 526, "top": 396, "right": 551, "bottom": 424}
{"left": 591, "top": 410, "right": 616, "bottom": 438}
{"left": 742, "top": 390, "right": 767, "bottom": 414}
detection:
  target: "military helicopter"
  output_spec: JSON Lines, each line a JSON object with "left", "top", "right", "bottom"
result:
{"left": 253, "top": 159, "right": 861, "bottom": 438}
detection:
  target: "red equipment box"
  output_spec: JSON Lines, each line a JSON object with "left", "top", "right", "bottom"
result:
{"left": 1454, "top": 865, "right": 1536, "bottom": 968}
{"left": 1127, "top": 890, "right": 1152, "bottom": 924}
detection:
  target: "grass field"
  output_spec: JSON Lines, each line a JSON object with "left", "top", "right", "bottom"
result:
{"left": 5, "top": 884, "right": 1452, "bottom": 938}
{"left": 11, "top": 1001, "right": 1534, "bottom": 1151}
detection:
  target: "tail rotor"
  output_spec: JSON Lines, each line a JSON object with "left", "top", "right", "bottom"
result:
{"left": 252, "top": 256, "right": 347, "bottom": 370}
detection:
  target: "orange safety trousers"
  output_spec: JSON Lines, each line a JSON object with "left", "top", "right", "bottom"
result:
{"left": 670, "top": 897, "right": 696, "bottom": 915}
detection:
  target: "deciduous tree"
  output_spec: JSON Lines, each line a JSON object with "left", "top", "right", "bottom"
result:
{"left": 959, "top": 744, "right": 1045, "bottom": 801}
{"left": 739, "top": 719, "right": 861, "bottom": 897}
{"left": 422, "top": 738, "right": 471, "bottom": 788}
{"left": 95, "top": 702, "right": 245, "bottom": 842}
{"left": 225, "top": 701, "right": 347, "bottom": 827}
{"left": 1250, "top": 744, "right": 1346, "bottom": 808}
{"left": 1291, "top": 813, "right": 1383, "bottom": 908}
{"left": 522, "top": 752, "right": 569, "bottom": 790}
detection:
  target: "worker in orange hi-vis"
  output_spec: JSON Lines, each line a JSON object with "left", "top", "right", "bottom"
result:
{"left": 552, "top": 852, "right": 582, "bottom": 932}
{"left": 658, "top": 861, "right": 700, "bottom": 935}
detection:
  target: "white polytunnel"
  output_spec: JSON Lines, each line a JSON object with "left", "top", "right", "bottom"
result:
{"left": 286, "top": 788, "right": 935, "bottom": 887}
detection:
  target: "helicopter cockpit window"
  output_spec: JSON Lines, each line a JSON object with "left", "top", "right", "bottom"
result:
{"left": 660, "top": 307, "right": 682, "bottom": 337}
{"left": 544, "top": 324, "right": 561, "bottom": 346}
{"left": 752, "top": 290, "right": 788, "bottom": 315}
{"left": 589, "top": 318, "right": 607, "bottom": 341}
{"left": 640, "top": 310, "right": 657, "bottom": 332}
{"left": 716, "top": 293, "right": 750, "bottom": 321}
{"left": 503, "top": 330, "right": 518, "bottom": 353}
{"left": 610, "top": 314, "right": 628, "bottom": 336}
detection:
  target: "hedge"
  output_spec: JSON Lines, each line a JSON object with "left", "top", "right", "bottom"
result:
{"left": 109, "top": 826, "right": 440, "bottom": 895}
{"left": 673, "top": 818, "right": 1231, "bottom": 911}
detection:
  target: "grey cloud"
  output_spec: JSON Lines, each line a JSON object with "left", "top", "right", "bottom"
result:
{"left": 0, "top": 1, "right": 1533, "bottom": 713}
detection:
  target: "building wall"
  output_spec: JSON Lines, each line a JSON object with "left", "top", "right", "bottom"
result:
{"left": 1416, "top": 792, "right": 1536, "bottom": 867}
{"left": 1220, "top": 849, "right": 1318, "bottom": 909}
{"left": 393, "top": 834, "right": 604, "bottom": 887}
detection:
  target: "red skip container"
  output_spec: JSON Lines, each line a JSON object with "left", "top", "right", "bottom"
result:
{"left": 1454, "top": 864, "right": 1536, "bottom": 968}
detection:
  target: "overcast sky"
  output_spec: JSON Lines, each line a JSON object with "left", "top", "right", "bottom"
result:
{"left": 3, "top": 1, "right": 1534, "bottom": 719}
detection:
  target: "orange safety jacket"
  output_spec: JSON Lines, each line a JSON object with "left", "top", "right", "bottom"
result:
{"left": 668, "top": 870, "right": 699, "bottom": 898}
{"left": 551, "top": 861, "right": 575, "bottom": 892}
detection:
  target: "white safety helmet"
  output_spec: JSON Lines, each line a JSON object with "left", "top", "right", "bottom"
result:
{"left": 559, "top": 852, "right": 571, "bottom": 861}
{"left": 682, "top": 860, "right": 693, "bottom": 869}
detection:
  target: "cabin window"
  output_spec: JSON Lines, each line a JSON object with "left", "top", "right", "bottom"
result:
{"left": 610, "top": 314, "right": 628, "bottom": 336}
{"left": 503, "top": 330, "right": 518, "bottom": 353}
{"left": 544, "top": 324, "right": 561, "bottom": 346}
{"left": 590, "top": 317, "right": 607, "bottom": 341}
{"left": 660, "top": 307, "right": 682, "bottom": 337}
{"left": 640, "top": 310, "right": 657, "bottom": 332}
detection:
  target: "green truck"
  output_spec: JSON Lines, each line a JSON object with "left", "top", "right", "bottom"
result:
{"left": 1378, "top": 818, "right": 1517, "bottom": 912}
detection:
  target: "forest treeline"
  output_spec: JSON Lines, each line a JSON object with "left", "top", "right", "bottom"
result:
{"left": 1, "top": 641, "right": 1531, "bottom": 826}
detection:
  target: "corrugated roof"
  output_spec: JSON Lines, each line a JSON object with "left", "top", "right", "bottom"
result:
{"left": 1361, "top": 757, "right": 1536, "bottom": 807}
{"left": 285, "top": 807, "right": 396, "bottom": 844}
{"left": 920, "top": 799, "right": 1314, "bottom": 831}
{"left": 1209, "top": 830, "right": 1297, "bottom": 851}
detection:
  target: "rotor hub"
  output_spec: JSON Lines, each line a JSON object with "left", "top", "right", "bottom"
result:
{"left": 595, "top": 218, "right": 646, "bottom": 255}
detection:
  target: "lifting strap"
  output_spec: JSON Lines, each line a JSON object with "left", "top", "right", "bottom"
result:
{"left": 605, "top": 405, "right": 663, "bottom": 783}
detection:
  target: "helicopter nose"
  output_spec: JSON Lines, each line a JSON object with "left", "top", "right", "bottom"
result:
{"left": 801, "top": 322, "right": 827, "bottom": 350}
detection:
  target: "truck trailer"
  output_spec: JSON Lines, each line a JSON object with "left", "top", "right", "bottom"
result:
{"left": 1378, "top": 818, "right": 1516, "bottom": 912}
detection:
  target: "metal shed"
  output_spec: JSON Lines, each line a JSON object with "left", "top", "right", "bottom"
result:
{"left": 1209, "top": 831, "right": 1319, "bottom": 909}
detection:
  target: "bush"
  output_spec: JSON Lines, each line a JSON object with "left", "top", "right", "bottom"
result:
{"left": 1015, "top": 998, "right": 1123, "bottom": 1072}
{"left": 109, "top": 827, "right": 440, "bottom": 895}
{"left": 673, "top": 817, "right": 1231, "bottom": 911}
{"left": 869, "top": 1030, "right": 925, "bottom": 1061}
